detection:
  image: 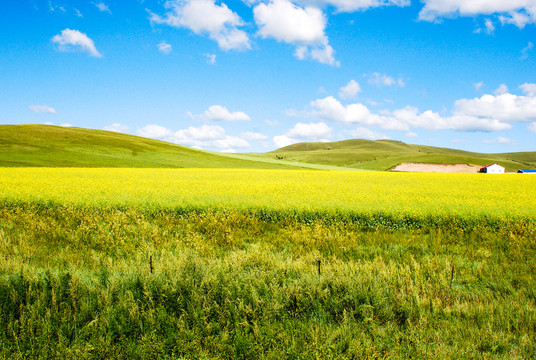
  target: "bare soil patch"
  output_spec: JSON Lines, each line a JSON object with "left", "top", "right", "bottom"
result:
{"left": 390, "top": 163, "right": 480, "bottom": 173}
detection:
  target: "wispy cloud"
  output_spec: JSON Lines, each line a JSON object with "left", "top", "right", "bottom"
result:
{"left": 367, "top": 72, "right": 405, "bottom": 87}
{"left": 157, "top": 41, "right": 172, "bottom": 54}
{"left": 521, "top": 41, "right": 533, "bottom": 60}
{"left": 29, "top": 105, "right": 57, "bottom": 114}
{"left": 94, "top": 2, "right": 111, "bottom": 14}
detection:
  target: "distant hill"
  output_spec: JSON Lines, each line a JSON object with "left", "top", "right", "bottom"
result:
{"left": 2, "top": 125, "right": 535, "bottom": 171}
{"left": 249, "top": 139, "right": 536, "bottom": 171}
{"left": 0, "top": 125, "right": 300, "bottom": 169}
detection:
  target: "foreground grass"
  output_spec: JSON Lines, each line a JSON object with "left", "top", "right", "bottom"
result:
{"left": 1, "top": 205, "right": 535, "bottom": 359}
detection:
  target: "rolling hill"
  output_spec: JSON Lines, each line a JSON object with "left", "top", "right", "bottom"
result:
{"left": 0, "top": 125, "right": 305, "bottom": 169}
{"left": 1, "top": 125, "right": 535, "bottom": 171}
{"left": 250, "top": 139, "right": 536, "bottom": 172}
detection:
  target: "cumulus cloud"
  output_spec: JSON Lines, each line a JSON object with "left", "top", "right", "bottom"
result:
{"left": 137, "top": 124, "right": 250, "bottom": 149}
{"left": 367, "top": 72, "right": 405, "bottom": 87}
{"left": 254, "top": 0, "right": 338, "bottom": 66}
{"left": 199, "top": 105, "right": 251, "bottom": 122}
{"left": 149, "top": 0, "right": 250, "bottom": 51}
{"left": 273, "top": 122, "right": 332, "bottom": 147}
{"left": 345, "top": 127, "right": 389, "bottom": 140}
{"left": 51, "top": 29, "right": 102, "bottom": 57}
{"left": 339, "top": 80, "right": 361, "bottom": 99}
{"left": 494, "top": 84, "right": 509, "bottom": 95}
{"left": 29, "top": 105, "right": 57, "bottom": 114}
{"left": 520, "top": 83, "right": 536, "bottom": 96}
{"left": 309, "top": 86, "right": 536, "bottom": 132}
{"left": 528, "top": 122, "right": 536, "bottom": 132}
{"left": 94, "top": 2, "right": 111, "bottom": 14}
{"left": 137, "top": 124, "right": 174, "bottom": 139}
{"left": 419, "top": 0, "right": 536, "bottom": 28}
{"left": 103, "top": 123, "right": 129, "bottom": 133}
{"left": 157, "top": 41, "right": 172, "bottom": 54}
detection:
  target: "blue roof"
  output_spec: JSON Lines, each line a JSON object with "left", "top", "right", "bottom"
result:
{"left": 518, "top": 169, "right": 536, "bottom": 173}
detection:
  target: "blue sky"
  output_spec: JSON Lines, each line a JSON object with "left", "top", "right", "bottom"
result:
{"left": 1, "top": 0, "right": 535, "bottom": 153}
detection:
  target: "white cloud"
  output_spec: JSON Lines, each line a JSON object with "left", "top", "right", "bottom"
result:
{"left": 419, "top": 0, "right": 536, "bottom": 28}
{"left": 273, "top": 122, "right": 332, "bottom": 148}
{"left": 528, "top": 122, "right": 536, "bottom": 132}
{"left": 368, "top": 72, "right": 405, "bottom": 87}
{"left": 295, "top": 0, "right": 410, "bottom": 12}
{"left": 475, "top": 18, "right": 495, "bottom": 34}
{"left": 221, "top": 148, "right": 237, "bottom": 153}
{"left": 339, "top": 80, "right": 361, "bottom": 99}
{"left": 254, "top": 0, "right": 338, "bottom": 66}
{"left": 205, "top": 53, "right": 217, "bottom": 64}
{"left": 520, "top": 83, "right": 536, "bottom": 96}
{"left": 454, "top": 92, "right": 536, "bottom": 122}
{"left": 29, "top": 105, "right": 56, "bottom": 114}
{"left": 150, "top": 0, "right": 250, "bottom": 51}
{"left": 157, "top": 41, "right": 172, "bottom": 54}
{"left": 521, "top": 41, "right": 533, "bottom": 60}
{"left": 494, "top": 84, "right": 509, "bottom": 95}
{"left": 202, "top": 105, "right": 251, "bottom": 122}
{"left": 51, "top": 29, "right": 102, "bottom": 57}
{"left": 94, "top": 2, "right": 111, "bottom": 14}
{"left": 60, "top": 123, "right": 73, "bottom": 127}
{"left": 137, "top": 124, "right": 250, "bottom": 149}
{"left": 273, "top": 135, "right": 299, "bottom": 148}
{"left": 482, "top": 136, "right": 518, "bottom": 145}
{"left": 137, "top": 124, "right": 174, "bottom": 139}
{"left": 287, "top": 122, "right": 332, "bottom": 138}
{"left": 309, "top": 86, "right": 536, "bottom": 132}
{"left": 405, "top": 131, "right": 418, "bottom": 138}
{"left": 103, "top": 123, "right": 129, "bottom": 133}
{"left": 241, "top": 131, "right": 268, "bottom": 140}
{"left": 74, "top": 8, "right": 83, "bottom": 17}
{"left": 345, "top": 127, "right": 389, "bottom": 140}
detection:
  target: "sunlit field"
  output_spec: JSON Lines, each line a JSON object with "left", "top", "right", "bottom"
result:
{"left": 1, "top": 167, "right": 535, "bottom": 224}
{"left": 0, "top": 168, "right": 535, "bottom": 359}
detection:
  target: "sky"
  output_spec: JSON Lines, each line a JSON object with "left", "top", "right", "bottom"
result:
{"left": 1, "top": 0, "right": 535, "bottom": 154}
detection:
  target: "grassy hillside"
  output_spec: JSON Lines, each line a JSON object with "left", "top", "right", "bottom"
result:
{"left": 0, "top": 125, "right": 301, "bottom": 169}
{"left": 253, "top": 139, "right": 536, "bottom": 171}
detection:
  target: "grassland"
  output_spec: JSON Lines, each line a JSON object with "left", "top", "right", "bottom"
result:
{"left": 0, "top": 125, "right": 311, "bottom": 169}
{"left": 251, "top": 139, "right": 536, "bottom": 171}
{"left": 0, "top": 168, "right": 535, "bottom": 358}
{"left": 3, "top": 125, "right": 536, "bottom": 172}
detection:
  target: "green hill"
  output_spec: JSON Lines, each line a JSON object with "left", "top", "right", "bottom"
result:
{"left": 249, "top": 139, "right": 536, "bottom": 172}
{"left": 0, "top": 125, "right": 301, "bottom": 169}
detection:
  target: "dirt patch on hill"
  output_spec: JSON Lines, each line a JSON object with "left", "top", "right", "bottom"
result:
{"left": 390, "top": 163, "right": 480, "bottom": 173}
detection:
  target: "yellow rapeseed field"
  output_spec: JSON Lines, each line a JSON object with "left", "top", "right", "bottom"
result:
{"left": 1, "top": 168, "right": 535, "bottom": 222}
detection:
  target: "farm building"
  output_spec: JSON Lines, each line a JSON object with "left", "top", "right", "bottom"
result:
{"left": 479, "top": 164, "right": 505, "bottom": 174}
{"left": 518, "top": 169, "right": 536, "bottom": 174}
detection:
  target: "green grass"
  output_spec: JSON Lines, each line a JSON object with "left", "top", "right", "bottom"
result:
{"left": 248, "top": 139, "right": 536, "bottom": 171}
{"left": 3, "top": 125, "right": 535, "bottom": 171}
{"left": 0, "top": 204, "right": 534, "bottom": 359}
{"left": 0, "top": 125, "right": 303, "bottom": 169}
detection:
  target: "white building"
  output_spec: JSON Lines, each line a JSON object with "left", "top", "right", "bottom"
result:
{"left": 479, "top": 164, "right": 505, "bottom": 174}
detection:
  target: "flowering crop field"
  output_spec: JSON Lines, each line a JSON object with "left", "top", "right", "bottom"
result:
{"left": 1, "top": 167, "right": 536, "bottom": 358}
{"left": 1, "top": 167, "right": 534, "bottom": 226}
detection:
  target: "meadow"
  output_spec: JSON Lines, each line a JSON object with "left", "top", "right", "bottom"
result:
{"left": 0, "top": 168, "right": 535, "bottom": 359}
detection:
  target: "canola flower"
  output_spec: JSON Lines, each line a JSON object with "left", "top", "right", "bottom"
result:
{"left": 0, "top": 168, "right": 535, "bottom": 224}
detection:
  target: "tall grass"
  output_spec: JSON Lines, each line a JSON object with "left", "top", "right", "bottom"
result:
{"left": 1, "top": 204, "right": 534, "bottom": 359}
